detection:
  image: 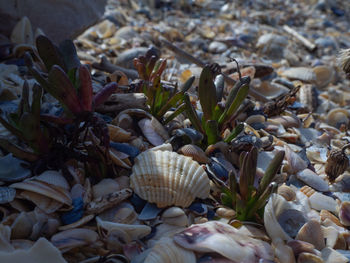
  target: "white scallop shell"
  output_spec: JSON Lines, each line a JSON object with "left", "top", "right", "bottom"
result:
{"left": 130, "top": 150, "right": 210, "bottom": 208}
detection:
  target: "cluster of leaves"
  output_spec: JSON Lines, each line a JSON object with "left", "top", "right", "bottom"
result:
{"left": 184, "top": 62, "right": 250, "bottom": 146}
{"left": 0, "top": 35, "right": 117, "bottom": 176}
{"left": 133, "top": 49, "right": 194, "bottom": 123}
{"left": 220, "top": 147, "right": 285, "bottom": 222}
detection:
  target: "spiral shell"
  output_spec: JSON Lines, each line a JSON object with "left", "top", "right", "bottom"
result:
{"left": 130, "top": 150, "right": 210, "bottom": 208}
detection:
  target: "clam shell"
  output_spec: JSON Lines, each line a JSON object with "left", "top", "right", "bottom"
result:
{"left": 0, "top": 154, "right": 31, "bottom": 182}
{"left": 161, "top": 207, "right": 188, "bottom": 226}
{"left": 19, "top": 191, "right": 63, "bottom": 213}
{"left": 92, "top": 178, "right": 120, "bottom": 199}
{"left": 321, "top": 247, "right": 348, "bottom": 263}
{"left": 277, "top": 184, "right": 296, "bottom": 201}
{"left": 108, "top": 124, "right": 132, "bottom": 142}
{"left": 178, "top": 144, "right": 210, "bottom": 164}
{"left": 281, "top": 67, "right": 316, "bottom": 83}
{"left": 98, "top": 202, "right": 137, "bottom": 224}
{"left": 130, "top": 150, "right": 210, "bottom": 208}
{"left": 287, "top": 240, "right": 318, "bottom": 257}
{"left": 296, "top": 169, "right": 329, "bottom": 192}
{"left": 144, "top": 237, "right": 196, "bottom": 263}
{"left": 35, "top": 170, "right": 70, "bottom": 190}
{"left": 298, "top": 252, "right": 323, "bottom": 263}
{"left": 296, "top": 219, "right": 325, "bottom": 250}
{"left": 313, "top": 66, "right": 334, "bottom": 89}
{"left": 326, "top": 108, "right": 349, "bottom": 128}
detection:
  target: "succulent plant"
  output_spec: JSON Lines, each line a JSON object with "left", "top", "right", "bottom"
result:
{"left": 133, "top": 49, "right": 193, "bottom": 122}
{"left": 184, "top": 60, "right": 250, "bottom": 147}
{"left": 220, "top": 147, "right": 285, "bottom": 222}
{"left": 0, "top": 35, "right": 117, "bottom": 176}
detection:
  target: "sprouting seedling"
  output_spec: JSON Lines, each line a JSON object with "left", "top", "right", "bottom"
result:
{"left": 183, "top": 59, "right": 251, "bottom": 147}
{"left": 220, "top": 147, "right": 285, "bottom": 222}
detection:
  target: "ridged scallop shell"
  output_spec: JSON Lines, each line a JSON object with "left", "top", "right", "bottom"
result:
{"left": 130, "top": 150, "right": 210, "bottom": 208}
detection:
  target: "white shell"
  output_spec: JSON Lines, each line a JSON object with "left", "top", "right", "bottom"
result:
{"left": 296, "top": 169, "right": 329, "bottom": 192}
{"left": 130, "top": 150, "right": 210, "bottom": 208}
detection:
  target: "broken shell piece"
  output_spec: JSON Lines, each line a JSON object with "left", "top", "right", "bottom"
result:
{"left": 96, "top": 216, "right": 151, "bottom": 243}
{"left": 273, "top": 238, "right": 295, "bottom": 263}
{"left": 34, "top": 170, "right": 70, "bottom": 191}
{"left": 0, "top": 187, "right": 16, "bottom": 204}
{"left": 10, "top": 16, "right": 33, "bottom": 45}
{"left": 108, "top": 124, "right": 132, "bottom": 142}
{"left": 296, "top": 219, "right": 325, "bottom": 250}
{"left": 138, "top": 117, "right": 169, "bottom": 146}
{"left": 300, "top": 186, "right": 338, "bottom": 213}
{"left": 19, "top": 191, "right": 63, "bottom": 214}
{"left": 284, "top": 146, "right": 308, "bottom": 174}
{"left": 178, "top": 144, "right": 210, "bottom": 164}
{"left": 298, "top": 252, "right": 323, "bottom": 263}
{"left": 130, "top": 150, "right": 210, "bottom": 208}
{"left": 174, "top": 221, "right": 274, "bottom": 262}
{"left": 92, "top": 178, "right": 121, "bottom": 199}
{"left": 287, "top": 240, "right": 318, "bottom": 257}
{"left": 161, "top": 207, "right": 188, "bottom": 226}
{"left": 0, "top": 237, "right": 66, "bottom": 263}
{"left": 297, "top": 169, "right": 329, "bottom": 192}
{"left": 58, "top": 214, "right": 95, "bottom": 231}
{"left": 281, "top": 67, "right": 316, "bottom": 83}
{"left": 86, "top": 188, "right": 133, "bottom": 214}
{"left": 98, "top": 202, "right": 137, "bottom": 224}
{"left": 277, "top": 184, "right": 296, "bottom": 201}
{"left": 313, "top": 66, "right": 334, "bottom": 89}
{"left": 51, "top": 228, "right": 99, "bottom": 253}
{"left": 326, "top": 108, "right": 349, "bottom": 128}
{"left": 144, "top": 237, "right": 196, "bottom": 263}
{"left": 320, "top": 210, "right": 343, "bottom": 227}
{"left": 321, "top": 247, "right": 348, "bottom": 263}
{"left": 339, "top": 201, "right": 350, "bottom": 226}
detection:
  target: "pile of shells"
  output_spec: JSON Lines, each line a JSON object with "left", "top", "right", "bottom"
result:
{"left": 1, "top": 0, "right": 350, "bottom": 262}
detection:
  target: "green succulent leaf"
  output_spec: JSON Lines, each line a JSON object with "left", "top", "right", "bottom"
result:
{"left": 205, "top": 120, "right": 219, "bottom": 145}
{"left": 157, "top": 92, "right": 184, "bottom": 119}
{"left": 228, "top": 170, "right": 237, "bottom": 207}
{"left": 18, "top": 81, "right": 30, "bottom": 116}
{"left": 198, "top": 66, "right": 217, "bottom": 121}
{"left": 218, "top": 76, "right": 250, "bottom": 125}
{"left": 58, "top": 39, "right": 81, "bottom": 71}
{"left": 258, "top": 150, "right": 285, "bottom": 195}
{"left": 164, "top": 103, "right": 186, "bottom": 124}
{"left": 181, "top": 76, "right": 195, "bottom": 93}
{"left": 36, "top": 35, "right": 66, "bottom": 71}
{"left": 220, "top": 192, "right": 233, "bottom": 207}
{"left": 0, "top": 115, "right": 23, "bottom": 139}
{"left": 239, "top": 152, "right": 249, "bottom": 201}
{"left": 78, "top": 65, "right": 93, "bottom": 112}
{"left": 184, "top": 93, "right": 204, "bottom": 134}
{"left": 224, "top": 123, "right": 244, "bottom": 143}
{"left": 18, "top": 112, "right": 38, "bottom": 142}
{"left": 31, "top": 84, "right": 43, "bottom": 119}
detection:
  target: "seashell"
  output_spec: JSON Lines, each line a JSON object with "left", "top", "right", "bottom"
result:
{"left": 112, "top": 113, "right": 134, "bottom": 131}
{"left": 58, "top": 214, "right": 95, "bottom": 231}
{"left": 98, "top": 202, "right": 137, "bottom": 224}
{"left": 34, "top": 170, "right": 70, "bottom": 190}
{"left": 109, "top": 148, "right": 131, "bottom": 169}
{"left": 161, "top": 207, "right": 188, "bottom": 227}
{"left": 253, "top": 81, "right": 290, "bottom": 100}
{"left": 216, "top": 207, "right": 236, "bottom": 219}
{"left": 108, "top": 124, "right": 132, "bottom": 143}
{"left": 188, "top": 202, "right": 208, "bottom": 216}
{"left": 0, "top": 154, "right": 31, "bottom": 182}
{"left": 144, "top": 237, "right": 196, "bottom": 263}
{"left": 339, "top": 201, "right": 350, "bottom": 226}
{"left": 0, "top": 187, "right": 16, "bottom": 204}
{"left": 245, "top": 114, "right": 266, "bottom": 126}
{"left": 110, "top": 142, "right": 140, "bottom": 158}
{"left": 321, "top": 247, "right": 348, "bottom": 263}
{"left": 296, "top": 169, "right": 329, "bottom": 192}
{"left": 269, "top": 115, "right": 300, "bottom": 129}
{"left": 86, "top": 188, "right": 133, "bottom": 215}
{"left": 281, "top": 67, "right": 316, "bottom": 83}
{"left": 313, "top": 66, "right": 334, "bottom": 89}
{"left": 96, "top": 216, "right": 151, "bottom": 243}
{"left": 138, "top": 202, "right": 162, "bottom": 221}
{"left": 277, "top": 184, "right": 296, "bottom": 201}
{"left": 322, "top": 225, "right": 341, "bottom": 249}
{"left": 277, "top": 209, "right": 308, "bottom": 238}
{"left": 130, "top": 150, "right": 210, "bottom": 208}
{"left": 138, "top": 118, "right": 165, "bottom": 146}
{"left": 178, "top": 144, "right": 210, "bottom": 164}
{"left": 284, "top": 146, "right": 308, "bottom": 174}
{"left": 94, "top": 20, "right": 116, "bottom": 39}
{"left": 174, "top": 221, "right": 274, "bottom": 262}
{"left": 300, "top": 186, "right": 338, "bottom": 213}
{"left": 287, "top": 240, "right": 318, "bottom": 257}
{"left": 11, "top": 211, "right": 36, "bottom": 239}
{"left": 51, "top": 228, "right": 99, "bottom": 253}
{"left": 10, "top": 16, "right": 33, "bottom": 45}
{"left": 273, "top": 238, "right": 296, "bottom": 263}
{"left": 320, "top": 210, "right": 343, "bottom": 227}
{"left": 148, "top": 143, "right": 173, "bottom": 152}
{"left": 92, "top": 178, "right": 121, "bottom": 199}
{"left": 326, "top": 108, "right": 349, "bottom": 128}
{"left": 0, "top": 237, "right": 66, "bottom": 263}
{"left": 19, "top": 190, "right": 63, "bottom": 213}
{"left": 298, "top": 252, "right": 323, "bottom": 263}
{"left": 61, "top": 197, "right": 84, "bottom": 225}
{"left": 296, "top": 219, "right": 325, "bottom": 250}
{"left": 10, "top": 180, "right": 71, "bottom": 206}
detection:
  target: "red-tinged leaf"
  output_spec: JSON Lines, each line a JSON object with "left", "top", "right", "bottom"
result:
{"left": 78, "top": 65, "right": 93, "bottom": 112}
{"left": 40, "top": 114, "right": 74, "bottom": 125}
{"left": 93, "top": 82, "right": 118, "bottom": 109}
{"left": 58, "top": 39, "right": 80, "bottom": 71}
{"left": 36, "top": 35, "right": 66, "bottom": 71}
{"left": 0, "top": 138, "right": 39, "bottom": 162}
{"left": 48, "top": 65, "right": 83, "bottom": 115}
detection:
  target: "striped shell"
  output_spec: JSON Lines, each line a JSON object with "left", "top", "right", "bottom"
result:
{"left": 130, "top": 150, "right": 210, "bottom": 208}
